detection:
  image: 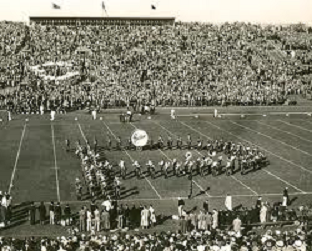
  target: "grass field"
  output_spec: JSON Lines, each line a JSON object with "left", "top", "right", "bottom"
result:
{"left": 1, "top": 111, "right": 312, "bottom": 236}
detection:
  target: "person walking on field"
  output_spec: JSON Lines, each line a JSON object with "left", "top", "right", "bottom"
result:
{"left": 39, "top": 202, "right": 46, "bottom": 225}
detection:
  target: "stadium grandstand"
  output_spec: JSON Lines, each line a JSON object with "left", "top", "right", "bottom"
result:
{"left": 0, "top": 0, "right": 311, "bottom": 249}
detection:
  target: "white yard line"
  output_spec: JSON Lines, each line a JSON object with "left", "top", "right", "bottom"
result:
{"left": 192, "top": 180, "right": 212, "bottom": 198}
{"left": 255, "top": 121, "right": 312, "bottom": 144}
{"left": 77, "top": 123, "right": 88, "bottom": 142}
{"left": 51, "top": 124, "right": 61, "bottom": 202}
{"left": 8, "top": 124, "right": 27, "bottom": 194}
{"left": 279, "top": 120, "right": 312, "bottom": 133}
{"left": 103, "top": 121, "right": 162, "bottom": 199}
{"left": 230, "top": 121, "right": 312, "bottom": 157}
{"left": 300, "top": 119, "right": 312, "bottom": 126}
{"left": 230, "top": 176, "right": 258, "bottom": 195}
{"left": 263, "top": 169, "right": 306, "bottom": 194}
{"left": 204, "top": 120, "right": 309, "bottom": 193}
{"left": 206, "top": 121, "right": 312, "bottom": 175}
{"left": 155, "top": 121, "right": 256, "bottom": 196}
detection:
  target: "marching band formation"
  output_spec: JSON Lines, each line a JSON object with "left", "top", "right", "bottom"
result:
{"left": 70, "top": 133, "right": 270, "bottom": 201}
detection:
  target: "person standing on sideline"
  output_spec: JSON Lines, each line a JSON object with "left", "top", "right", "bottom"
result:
{"left": 260, "top": 202, "right": 268, "bottom": 223}
{"left": 101, "top": 209, "right": 110, "bottom": 231}
{"left": 212, "top": 209, "right": 218, "bottom": 229}
{"left": 29, "top": 202, "right": 36, "bottom": 225}
{"left": 232, "top": 216, "right": 242, "bottom": 235}
{"left": 79, "top": 207, "right": 86, "bottom": 232}
{"left": 86, "top": 209, "right": 92, "bottom": 231}
{"left": 141, "top": 206, "right": 150, "bottom": 230}
{"left": 178, "top": 197, "right": 185, "bottom": 218}
{"left": 39, "top": 202, "right": 46, "bottom": 225}
{"left": 49, "top": 202, "right": 55, "bottom": 225}
{"left": 283, "top": 187, "right": 289, "bottom": 206}
{"left": 225, "top": 194, "right": 232, "bottom": 211}
{"left": 50, "top": 106, "right": 56, "bottom": 121}
{"left": 203, "top": 200, "right": 209, "bottom": 213}
{"left": 64, "top": 204, "right": 71, "bottom": 226}
{"left": 94, "top": 207, "right": 101, "bottom": 232}
{"left": 55, "top": 202, "right": 62, "bottom": 225}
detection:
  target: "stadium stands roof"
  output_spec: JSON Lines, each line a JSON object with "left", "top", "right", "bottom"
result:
{"left": 29, "top": 16, "right": 175, "bottom": 26}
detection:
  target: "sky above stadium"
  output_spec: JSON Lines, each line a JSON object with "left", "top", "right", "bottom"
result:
{"left": 0, "top": 0, "right": 312, "bottom": 24}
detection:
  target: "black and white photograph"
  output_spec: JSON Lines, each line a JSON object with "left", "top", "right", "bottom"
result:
{"left": 0, "top": 0, "right": 311, "bottom": 249}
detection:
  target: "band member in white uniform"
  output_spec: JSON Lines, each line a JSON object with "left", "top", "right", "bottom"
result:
{"left": 91, "top": 109, "right": 97, "bottom": 120}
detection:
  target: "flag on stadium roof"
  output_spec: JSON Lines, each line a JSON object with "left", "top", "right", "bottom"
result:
{"left": 151, "top": 5, "right": 156, "bottom": 10}
{"left": 102, "top": 1, "right": 108, "bottom": 15}
{"left": 52, "top": 3, "right": 61, "bottom": 9}
{"left": 102, "top": 1, "right": 106, "bottom": 11}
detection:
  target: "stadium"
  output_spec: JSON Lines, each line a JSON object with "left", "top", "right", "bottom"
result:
{"left": 0, "top": 0, "right": 311, "bottom": 250}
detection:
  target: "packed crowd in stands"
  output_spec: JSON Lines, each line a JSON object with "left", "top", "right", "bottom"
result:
{"left": 0, "top": 193, "right": 312, "bottom": 251}
{"left": 0, "top": 22, "right": 312, "bottom": 113}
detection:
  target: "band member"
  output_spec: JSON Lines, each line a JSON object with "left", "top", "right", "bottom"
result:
{"left": 187, "top": 134, "right": 192, "bottom": 150}
{"left": 164, "top": 161, "right": 170, "bottom": 179}
{"left": 158, "top": 136, "right": 164, "bottom": 149}
{"left": 178, "top": 197, "right": 185, "bottom": 217}
{"left": 197, "top": 137, "right": 203, "bottom": 151}
{"left": 158, "top": 159, "right": 165, "bottom": 175}
{"left": 93, "top": 137, "right": 98, "bottom": 153}
{"left": 75, "top": 178, "right": 82, "bottom": 201}
{"left": 106, "top": 132, "right": 112, "bottom": 151}
{"left": 167, "top": 135, "right": 173, "bottom": 150}
{"left": 114, "top": 177, "right": 121, "bottom": 200}
{"left": 133, "top": 161, "right": 141, "bottom": 179}
{"left": 177, "top": 135, "right": 182, "bottom": 150}
{"left": 119, "top": 159, "right": 126, "bottom": 179}
{"left": 212, "top": 159, "right": 219, "bottom": 176}
{"left": 116, "top": 136, "right": 122, "bottom": 151}
{"left": 146, "top": 160, "right": 155, "bottom": 179}
{"left": 149, "top": 137, "right": 154, "bottom": 151}
{"left": 171, "top": 109, "right": 176, "bottom": 120}
{"left": 127, "top": 137, "right": 133, "bottom": 151}
{"left": 91, "top": 109, "right": 97, "bottom": 120}
{"left": 176, "top": 161, "right": 182, "bottom": 176}
{"left": 206, "top": 156, "right": 213, "bottom": 175}
{"left": 226, "top": 155, "right": 233, "bottom": 176}
{"left": 172, "top": 158, "right": 177, "bottom": 176}
{"left": 126, "top": 108, "right": 132, "bottom": 122}
{"left": 65, "top": 139, "right": 70, "bottom": 152}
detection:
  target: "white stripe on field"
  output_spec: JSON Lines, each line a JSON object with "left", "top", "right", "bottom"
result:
{"left": 231, "top": 121, "right": 312, "bottom": 157}
{"left": 255, "top": 121, "right": 312, "bottom": 144}
{"left": 279, "top": 120, "right": 312, "bottom": 133}
{"left": 204, "top": 120, "right": 309, "bottom": 193}
{"left": 8, "top": 124, "right": 26, "bottom": 194}
{"left": 51, "top": 123, "right": 61, "bottom": 202}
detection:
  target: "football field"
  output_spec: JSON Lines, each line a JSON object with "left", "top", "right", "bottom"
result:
{"left": 1, "top": 112, "right": 312, "bottom": 235}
